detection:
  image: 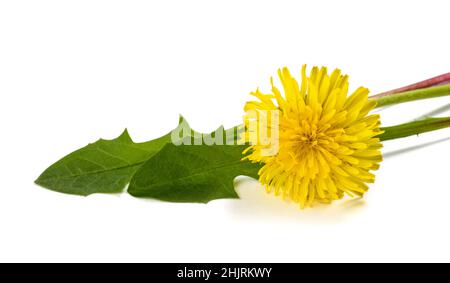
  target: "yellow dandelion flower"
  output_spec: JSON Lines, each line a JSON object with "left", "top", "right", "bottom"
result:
{"left": 243, "top": 65, "right": 384, "bottom": 208}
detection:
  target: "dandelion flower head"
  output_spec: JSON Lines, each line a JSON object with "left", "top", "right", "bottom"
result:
{"left": 243, "top": 65, "right": 384, "bottom": 208}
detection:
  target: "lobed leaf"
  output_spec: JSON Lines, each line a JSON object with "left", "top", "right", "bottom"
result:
{"left": 35, "top": 117, "right": 192, "bottom": 195}
{"left": 128, "top": 144, "right": 262, "bottom": 203}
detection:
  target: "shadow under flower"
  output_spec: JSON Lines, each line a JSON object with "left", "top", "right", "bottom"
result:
{"left": 229, "top": 177, "right": 367, "bottom": 223}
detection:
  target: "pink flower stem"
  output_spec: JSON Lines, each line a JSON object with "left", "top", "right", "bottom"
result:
{"left": 371, "top": 72, "right": 450, "bottom": 99}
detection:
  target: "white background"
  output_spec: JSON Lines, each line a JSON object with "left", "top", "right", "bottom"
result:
{"left": 1, "top": 0, "right": 450, "bottom": 263}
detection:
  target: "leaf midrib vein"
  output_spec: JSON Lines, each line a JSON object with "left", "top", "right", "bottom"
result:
{"left": 37, "top": 161, "right": 146, "bottom": 182}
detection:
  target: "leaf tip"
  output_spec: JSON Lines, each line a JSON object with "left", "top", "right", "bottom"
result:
{"left": 34, "top": 177, "right": 42, "bottom": 186}
{"left": 117, "top": 128, "right": 133, "bottom": 143}
{"left": 178, "top": 114, "right": 186, "bottom": 125}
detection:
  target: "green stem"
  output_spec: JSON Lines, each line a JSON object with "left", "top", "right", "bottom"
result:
{"left": 372, "top": 84, "right": 450, "bottom": 108}
{"left": 380, "top": 117, "right": 450, "bottom": 141}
